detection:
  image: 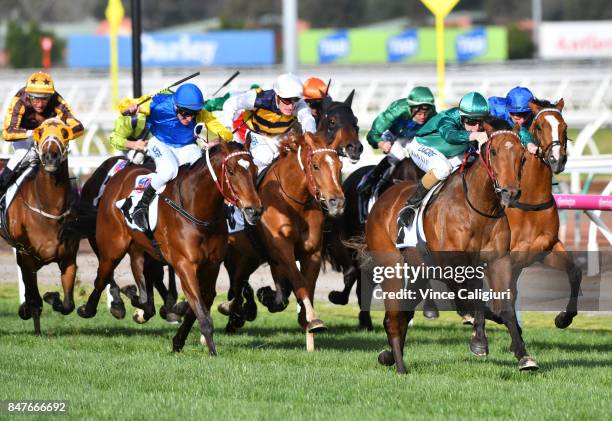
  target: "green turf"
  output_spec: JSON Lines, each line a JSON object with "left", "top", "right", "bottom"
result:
{"left": 0, "top": 284, "right": 610, "bottom": 420}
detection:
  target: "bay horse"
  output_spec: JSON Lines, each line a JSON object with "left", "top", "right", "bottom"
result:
{"left": 220, "top": 131, "right": 345, "bottom": 351}
{"left": 507, "top": 98, "right": 581, "bottom": 328}
{"left": 76, "top": 141, "right": 262, "bottom": 355}
{"left": 366, "top": 120, "right": 533, "bottom": 374}
{"left": 0, "top": 118, "right": 78, "bottom": 335}
{"left": 315, "top": 92, "right": 362, "bottom": 162}
{"left": 78, "top": 155, "right": 180, "bottom": 322}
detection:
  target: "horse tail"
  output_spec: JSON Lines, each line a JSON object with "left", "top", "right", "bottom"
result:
{"left": 62, "top": 199, "right": 98, "bottom": 240}
{"left": 341, "top": 235, "right": 370, "bottom": 266}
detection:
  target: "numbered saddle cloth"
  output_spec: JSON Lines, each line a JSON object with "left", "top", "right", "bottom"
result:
{"left": 93, "top": 159, "right": 129, "bottom": 207}
{"left": 396, "top": 183, "right": 443, "bottom": 250}
{"left": 115, "top": 175, "right": 164, "bottom": 232}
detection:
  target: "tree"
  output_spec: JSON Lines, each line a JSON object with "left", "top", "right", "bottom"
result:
{"left": 5, "top": 20, "right": 65, "bottom": 68}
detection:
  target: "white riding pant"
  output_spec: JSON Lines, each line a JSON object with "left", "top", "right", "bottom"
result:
{"left": 248, "top": 131, "right": 282, "bottom": 173}
{"left": 387, "top": 137, "right": 413, "bottom": 165}
{"left": 408, "top": 139, "right": 463, "bottom": 181}
{"left": 6, "top": 138, "right": 37, "bottom": 171}
{"left": 147, "top": 136, "right": 201, "bottom": 191}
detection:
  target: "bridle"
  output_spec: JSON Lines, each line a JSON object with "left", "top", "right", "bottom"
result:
{"left": 296, "top": 144, "right": 339, "bottom": 206}
{"left": 205, "top": 146, "right": 252, "bottom": 207}
{"left": 460, "top": 130, "right": 522, "bottom": 218}
{"left": 530, "top": 108, "right": 564, "bottom": 165}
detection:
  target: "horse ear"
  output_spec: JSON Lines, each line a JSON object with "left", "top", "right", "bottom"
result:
{"left": 555, "top": 98, "right": 565, "bottom": 111}
{"left": 482, "top": 120, "right": 494, "bottom": 136}
{"left": 528, "top": 100, "right": 540, "bottom": 114}
{"left": 32, "top": 126, "right": 42, "bottom": 143}
{"left": 321, "top": 95, "right": 333, "bottom": 112}
{"left": 344, "top": 89, "right": 355, "bottom": 107}
{"left": 60, "top": 128, "right": 70, "bottom": 141}
{"left": 304, "top": 132, "right": 317, "bottom": 149}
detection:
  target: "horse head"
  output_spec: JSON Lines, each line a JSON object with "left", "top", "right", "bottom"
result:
{"left": 295, "top": 132, "right": 345, "bottom": 217}
{"left": 482, "top": 119, "right": 524, "bottom": 208}
{"left": 528, "top": 98, "right": 567, "bottom": 174}
{"left": 317, "top": 91, "right": 362, "bottom": 163}
{"left": 208, "top": 141, "right": 262, "bottom": 225}
{"left": 32, "top": 118, "right": 71, "bottom": 173}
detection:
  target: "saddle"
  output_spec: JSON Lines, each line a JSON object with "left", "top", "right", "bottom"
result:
{"left": 116, "top": 175, "right": 164, "bottom": 233}
{"left": 0, "top": 166, "right": 36, "bottom": 248}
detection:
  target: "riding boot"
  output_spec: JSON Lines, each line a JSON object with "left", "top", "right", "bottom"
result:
{"left": 0, "top": 167, "right": 16, "bottom": 198}
{"left": 397, "top": 182, "right": 430, "bottom": 229}
{"left": 372, "top": 162, "right": 396, "bottom": 198}
{"left": 132, "top": 185, "right": 156, "bottom": 231}
{"left": 357, "top": 157, "right": 391, "bottom": 197}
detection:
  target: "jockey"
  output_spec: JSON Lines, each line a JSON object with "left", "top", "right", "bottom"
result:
{"left": 489, "top": 87, "right": 538, "bottom": 154}
{"left": 121, "top": 83, "right": 233, "bottom": 231}
{"left": 396, "top": 91, "right": 491, "bottom": 233}
{"left": 0, "top": 71, "right": 83, "bottom": 197}
{"left": 222, "top": 73, "right": 316, "bottom": 173}
{"left": 303, "top": 77, "right": 329, "bottom": 120}
{"left": 109, "top": 105, "right": 150, "bottom": 158}
{"left": 205, "top": 83, "right": 261, "bottom": 143}
{"left": 358, "top": 86, "right": 437, "bottom": 202}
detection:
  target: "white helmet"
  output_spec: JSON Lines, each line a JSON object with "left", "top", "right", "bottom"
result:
{"left": 273, "top": 73, "right": 303, "bottom": 99}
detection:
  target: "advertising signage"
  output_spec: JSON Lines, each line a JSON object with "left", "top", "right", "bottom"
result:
{"left": 299, "top": 26, "right": 507, "bottom": 64}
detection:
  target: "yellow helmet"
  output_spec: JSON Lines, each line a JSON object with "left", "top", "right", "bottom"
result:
{"left": 25, "top": 72, "right": 55, "bottom": 97}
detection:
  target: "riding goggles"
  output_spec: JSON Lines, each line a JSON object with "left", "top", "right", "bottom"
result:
{"left": 508, "top": 111, "right": 532, "bottom": 119}
{"left": 176, "top": 107, "right": 198, "bottom": 118}
{"left": 461, "top": 116, "right": 483, "bottom": 126}
{"left": 278, "top": 96, "right": 300, "bottom": 105}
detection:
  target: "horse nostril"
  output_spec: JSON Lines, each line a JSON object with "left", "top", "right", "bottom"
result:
{"left": 328, "top": 198, "right": 338, "bottom": 207}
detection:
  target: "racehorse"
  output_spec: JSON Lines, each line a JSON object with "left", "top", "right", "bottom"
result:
{"left": 324, "top": 159, "right": 424, "bottom": 330}
{"left": 76, "top": 141, "right": 262, "bottom": 355}
{"left": 220, "top": 131, "right": 345, "bottom": 351}
{"left": 507, "top": 98, "right": 581, "bottom": 329}
{"left": 78, "top": 155, "right": 181, "bottom": 322}
{"left": 315, "top": 92, "right": 362, "bottom": 162}
{"left": 0, "top": 119, "right": 78, "bottom": 335}
{"left": 366, "top": 120, "right": 534, "bottom": 374}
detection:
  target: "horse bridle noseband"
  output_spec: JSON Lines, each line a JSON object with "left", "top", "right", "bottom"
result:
{"left": 296, "top": 144, "right": 339, "bottom": 205}
{"left": 35, "top": 135, "right": 69, "bottom": 164}
{"left": 531, "top": 108, "right": 564, "bottom": 164}
{"left": 205, "top": 147, "right": 252, "bottom": 207}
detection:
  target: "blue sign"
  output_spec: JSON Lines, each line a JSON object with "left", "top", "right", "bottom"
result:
{"left": 318, "top": 30, "right": 350, "bottom": 64}
{"left": 387, "top": 30, "right": 419, "bottom": 62}
{"left": 456, "top": 27, "right": 488, "bottom": 62}
{"left": 68, "top": 31, "right": 275, "bottom": 68}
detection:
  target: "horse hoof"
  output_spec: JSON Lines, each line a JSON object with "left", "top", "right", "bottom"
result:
{"left": 132, "top": 309, "right": 147, "bottom": 324}
{"left": 306, "top": 319, "right": 327, "bottom": 333}
{"left": 43, "top": 291, "right": 60, "bottom": 306}
{"left": 518, "top": 356, "right": 539, "bottom": 371}
{"left": 77, "top": 305, "right": 95, "bottom": 319}
{"left": 423, "top": 309, "right": 439, "bottom": 320}
{"left": 462, "top": 314, "right": 475, "bottom": 325}
{"left": 200, "top": 335, "right": 217, "bottom": 356}
{"left": 217, "top": 301, "right": 231, "bottom": 316}
{"left": 120, "top": 284, "right": 138, "bottom": 299}
{"left": 229, "top": 312, "right": 245, "bottom": 329}
{"left": 242, "top": 284, "right": 257, "bottom": 321}
{"left": 18, "top": 303, "right": 32, "bottom": 320}
{"left": 554, "top": 311, "right": 576, "bottom": 329}
{"left": 164, "top": 312, "right": 182, "bottom": 324}
{"left": 469, "top": 339, "right": 489, "bottom": 357}
{"left": 172, "top": 301, "right": 190, "bottom": 316}
{"left": 378, "top": 350, "right": 395, "bottom": 366}
{"left": 110, "top": 302, "right": 126, "bottom": 319}
{"left": 328, "top": 290, "right": 349, "bottom": 306}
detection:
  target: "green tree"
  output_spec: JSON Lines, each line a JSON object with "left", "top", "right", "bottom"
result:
{"left": 5, "top": 20, "right": 65, "bottom": 68}
{"left": 507, "top": 24, "right": 534, "bottom": 59}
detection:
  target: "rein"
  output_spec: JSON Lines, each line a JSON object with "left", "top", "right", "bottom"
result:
{"left": 205, "top": 147, "right": 251, "bottom": 207}
{"left": 297, "top": 144, "right": 338, "bottom": 202}
{"left": 460, "top": 130, "right": 520, "bottom": 219}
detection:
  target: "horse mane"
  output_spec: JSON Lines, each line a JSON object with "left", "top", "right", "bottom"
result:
{"left": 187, "top": 141, "right": 245, "bottom": 172}
{"left": 531, "top": 98, "right": 556, "bottom": 108}
{"left": 483, "top": 116, "right": 512, "bottom": 131}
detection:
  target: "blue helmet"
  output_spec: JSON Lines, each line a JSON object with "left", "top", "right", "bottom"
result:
{"left": 506, "top": 86, "right": 534, "bottom": 113}
{"left": 173, "top": 83, "right": 204, "bottom": 111}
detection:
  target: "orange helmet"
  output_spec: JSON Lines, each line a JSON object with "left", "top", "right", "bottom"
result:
{"left": 25, "top": 71, "right": 55, "bottom": 97}
{"left": 303, "top": 77, "right": 328, "bottom": 100}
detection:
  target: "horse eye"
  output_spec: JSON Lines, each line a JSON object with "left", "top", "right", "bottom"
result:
{"left": 313, "top": 163, "right": 320, "bottom": 171}
{"left": 490, "top": 148, "right": 496, "bottom": 156}
{"left": 227, "top": 167, "right": 235, "bottom": 176}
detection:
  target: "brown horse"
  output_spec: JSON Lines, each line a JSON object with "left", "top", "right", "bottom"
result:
{"left": 366, "top": 120, "right": 531, "bottom": 374}
{"left": 507, "top": 98, "right": 581, "bottom": 328}
{"left": 220, "top": 131, "right": 345, "bottom": 351}
{"left": 77, "top": 155, "right": 180, "bottom": 322}
{"left": 76, "top": 141, "right": 262, "bottom": 355}
{"left": 0, "top": 118, "right": 78, "bottom": 335}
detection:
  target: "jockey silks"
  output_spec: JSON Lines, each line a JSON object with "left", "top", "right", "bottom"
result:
{"left": 147, "top": 93, "right": 198, "bottom": 147}
{"left": 243, "top": 90, "right": 297, "bottom": 136}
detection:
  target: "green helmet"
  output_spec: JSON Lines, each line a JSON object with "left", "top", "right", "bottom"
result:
{"left": 459, "top": 92, "right": 489, "bottom": 118}
{"left": 406, "top": 86, "right": 435, "bottom": 107}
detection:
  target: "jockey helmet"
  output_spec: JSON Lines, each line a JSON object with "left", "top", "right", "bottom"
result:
{"left": 173, "top": 83, "right": 204, "bottom": 111}
{"left": 506, "top": 86, "right": 534, "bottom": 114}
{"left": 273, "top": 73, "right": 303, "bottom": 99}
{"left": 303, "top": 77, "right": 328, "bottom": 100}
{"left": 459, "top": 92, "right": 489, "bottom": 118}
{"left": 25, "top": 71, "right": 55, "bottom": 97}
{"left": 406, "top": 86, "right": 435, "bottom": 107}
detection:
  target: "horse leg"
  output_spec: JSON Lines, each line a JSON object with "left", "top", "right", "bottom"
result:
{"left": 355, "top": 271, "right": 374, "bottom": 331}
{"left": 16, "top": 254, "right": 43, "bottom": 335}
{"left": 542, "top": 241, "right": 582, "bottom": 329}
{"left": 489, "top": 256, "right": 538, "bottom": 371}
{"left": 161, "top": 265, "right": 182, "bottom": 323}
{"left": 220, "top": 249, "right": 259, "bottom": 333}
{"left": 57, "top": 257, "right": 76, "bottom": 315}
{"left": 327, "top": 238, "right": 358, "bottom": 305}
{"left": 174, "top": 259, "right": 216, "bottom": 356}
{"left": 90, "top": 234, "right": 125, "bottom": 318}
{"left": 130, "top": 249, "right": 156, "bottom": 324}
{"left": 77, "top": 254, "right": 124, "bottom": 319}
{"left": 298, "top": 251, "right": 327, "bottom": 352}
{"left": 380, "top": 310, "right": 412, "bottom": 374}
{"left": 172, "top": 307, "right": 196, "bottom": 352}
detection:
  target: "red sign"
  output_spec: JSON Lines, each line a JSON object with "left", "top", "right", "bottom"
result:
{"left": 40, "top": 36, "right": 53, "bottom": 52}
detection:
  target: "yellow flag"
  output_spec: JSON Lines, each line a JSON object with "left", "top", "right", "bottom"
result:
{"left": 106, "top": 0, "right": 125, "bottom": 109}
{"left": 420, "top": 0, "right": 460, "bottom": 18}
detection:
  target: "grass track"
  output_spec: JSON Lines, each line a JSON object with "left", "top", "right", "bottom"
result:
{"left": 0, "top": 284, "right": 610, "bottom": 420}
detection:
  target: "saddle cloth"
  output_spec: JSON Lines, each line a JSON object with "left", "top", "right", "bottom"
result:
{"left": 396, "top": 183, "right": 443, "bottom": 249}
{"left": 115, "top": 175, "right": 164, "bottom": 232}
